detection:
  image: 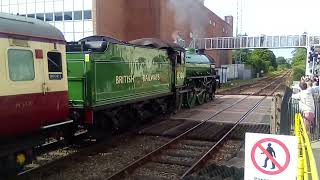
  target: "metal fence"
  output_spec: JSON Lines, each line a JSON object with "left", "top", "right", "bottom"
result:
{"left": 295, "top": 113, "right": 319, "bottom": 180}
{"left": 288, "top": 95, "right": 320, "bottom": 141}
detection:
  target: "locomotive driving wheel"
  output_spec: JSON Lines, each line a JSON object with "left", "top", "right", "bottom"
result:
{"left": 184, "top": 89, "right": 196, "bottom": 108}
{"left": 196, "top": 90, "right": 206, "bottom": 105}
{"left": 175, "top": 92, "right": 183, "bottom": 111}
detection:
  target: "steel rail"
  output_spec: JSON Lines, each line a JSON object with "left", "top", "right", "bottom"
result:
{"left": 180, "top": 96, "right": 267, "bottom": 178}
{"left": 106, "top": 95, "right": 252, "bottom": 180}
{"left": 180, "top": 73, "right": 290, "bottom": 178}
{"left": 220, "top": 70, "right": 290, "bottom": 96}
{"left": 20, "top": 71, "right": 289, "bottom": 179}
{"left": 256, "top": 70, "right": 291, "bottom": 96}
{"left": 219, "top": 74, "right": 278, "bottom": 95}
{"left": 106, "top": 77, "right": 283, "bottom": 179}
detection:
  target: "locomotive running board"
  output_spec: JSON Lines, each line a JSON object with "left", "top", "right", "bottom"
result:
{"left": 41, "top": 120, "right": 73, "bottom": 129}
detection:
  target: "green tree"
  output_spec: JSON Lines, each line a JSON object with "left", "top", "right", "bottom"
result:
{"left": 292, "top": 66, "right": 305, "bottom": 81}
{"left": 276, "top": 56, "right": 291, "bottom": 69}
{"left": 232, "top": 49, "right": 251, "bottom": 64}
{"left": 291, "top": 48, "right": 306, "bottom": 67}
{"left": 291, "top": 48, "right": 306, "bottom": 81}
{"left": 246, "top": 49, "right": 277, "bottom": 73}
{"left": 247, "top": 50, "right": 269, "bottom": 73}
{"left": 276, "top": 56, "right": 287, "bottom": 65}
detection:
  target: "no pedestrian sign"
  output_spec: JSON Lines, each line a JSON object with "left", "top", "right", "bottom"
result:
{"left": 245, "top": 133, "right": 298, "bottom": 180}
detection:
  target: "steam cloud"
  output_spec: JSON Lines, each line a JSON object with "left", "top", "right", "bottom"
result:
{"left": 168, "top": 0, "right": 209, "bottom": 40}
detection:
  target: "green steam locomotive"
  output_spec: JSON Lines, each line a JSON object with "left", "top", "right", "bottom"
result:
{"left": 66, "top": 36, "right": 218, "bottom": 132}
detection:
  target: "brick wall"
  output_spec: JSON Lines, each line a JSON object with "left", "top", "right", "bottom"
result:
{"left": 94, "top": 0, "right": 233, "bottom": 66}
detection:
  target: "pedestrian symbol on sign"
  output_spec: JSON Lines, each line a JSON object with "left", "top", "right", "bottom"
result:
{"left": 251, "top": 138, "right": 290, "bottom": 175}
{"left": 245, "top": 133, "right": 298, "bottom": 180}
{"left": 261, "top": 143, "right": 276, "bottom": 169}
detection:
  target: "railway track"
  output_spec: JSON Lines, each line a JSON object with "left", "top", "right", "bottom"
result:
{"left": 17, "top": 73, "right": 288, "bottom": 180}
{"left": 219, "top": 71, "right": 291, "bottom": 96}
{"left": 16, "top": 116, "right": 169, "bottom": 179}
{"left": 16, "top": 131, "right": 97, "bottom": 177}
{"left": 105, "top": 78, "right": 282, "bottom": 179}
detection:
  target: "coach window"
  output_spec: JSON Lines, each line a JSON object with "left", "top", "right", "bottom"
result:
{"left": 48, "top": 52, "right": 62, "bottom": 72}
{"left": 8, "top": 49, "right": 35, "bottom": 81}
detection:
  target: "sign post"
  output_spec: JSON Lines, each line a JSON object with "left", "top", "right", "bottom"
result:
{"left": 245, "top": 133, "right": 298, "bottom": 180}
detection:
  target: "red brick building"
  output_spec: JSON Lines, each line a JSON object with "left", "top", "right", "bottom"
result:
{"left": 92, "top": 0, "right": 233, "bottom": 66}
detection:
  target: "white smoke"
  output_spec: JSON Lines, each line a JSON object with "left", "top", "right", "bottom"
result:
{"left": 168, "top": 0, "right": 210, "bottom": 40}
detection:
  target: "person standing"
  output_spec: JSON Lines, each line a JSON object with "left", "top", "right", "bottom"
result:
{"left": 306, "top": 80, "right": 314, "bottom": 94}
{"left": 312, "top": 81, "right": 320, "bottom": 95}
{"left": 292, "top": 81, "right": 315, "bottom": 134}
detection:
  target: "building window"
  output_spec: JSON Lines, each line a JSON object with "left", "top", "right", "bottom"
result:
{"left": 54, "top": 12, "right": 63, "bottom": 21}
{"left": 8, "top": 49, "right": 35, "bottom": 81}
{"left": 27, "top": 14, "right": 35, "bottom": 18}
{"left": 36, "top": 2, "right": 45, "bottom": 13}
{"left": 47, "top": 52, "right": 62, "bottom": 73}
{"left": 36, "top": 13, "right": 44, "bottom": 21}
{"left": 45, "top": 13, "right": 53, "bottom": 21}
{"left": 213, "top": 22, "right": 216, "bottom": 27}
{"left": 65, "top": 21, "right": 74, "bottom": 32}
{"left": 9, "top": 4, "right": 18, "bottom": 14}
{"left": 84, "top": 21, "right": 93, "bottom": 32}
{"left": 74, "top": 11, "right": 82, "bottom": 20}
{"left": 27, "top": 3, "right": 36, "bottom": 14}
{"left": 64, "top": 11, "right": 72, "bottom": 21}
{"left": 223, "top": 28, "right": 225, "bottom": 33}
{"left": 18, "top": 3, "right": 27, "bottom": 15}
{"left": 84, "top": 10, "right": 92, "bottom": 20}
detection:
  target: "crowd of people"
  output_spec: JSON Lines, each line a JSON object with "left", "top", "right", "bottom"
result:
{"left": 292, "top": 76, "right": 320, "bottom": 135}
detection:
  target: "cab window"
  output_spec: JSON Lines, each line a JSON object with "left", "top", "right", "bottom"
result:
{"left": 8, "top": 49, "right": 35, "bottom": 81}
{"left": 47, "top": 52, "right": 63, "bottom": 80}
{"left": 48, "top": 52, "right": 62, "bottom": 73}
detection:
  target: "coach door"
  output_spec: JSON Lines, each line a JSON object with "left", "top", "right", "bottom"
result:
{"left": 41, "top": 49, "right": 69, "bottom": 125}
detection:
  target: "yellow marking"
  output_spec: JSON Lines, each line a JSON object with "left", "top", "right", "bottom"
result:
{"left": 85, "top": 54, "right": 90, "bottom": 62}
{"left": 295, "top": 113, "right": 319, "bottom": 180}
{"left": 16, "top": 153, "right": 26, "bottom": 166}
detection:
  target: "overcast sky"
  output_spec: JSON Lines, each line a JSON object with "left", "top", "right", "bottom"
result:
{"left": 204, "top": 0, "right": 320, "bottom": 58}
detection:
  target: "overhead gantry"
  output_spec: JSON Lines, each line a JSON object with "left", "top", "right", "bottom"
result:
{"left": 189, "top": 34, "right": 320, "bottom": 76}
{"left": 189, "top": 34, "right": 320, "bottom": 50}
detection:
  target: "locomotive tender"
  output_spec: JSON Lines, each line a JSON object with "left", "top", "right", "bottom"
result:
{"left": 0, "top": 13, "right": 218, "bottom": 175}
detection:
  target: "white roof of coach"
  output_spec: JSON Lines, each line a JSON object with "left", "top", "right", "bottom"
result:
{"left": 0, "top": 13, "right": 65, "bottom": 42}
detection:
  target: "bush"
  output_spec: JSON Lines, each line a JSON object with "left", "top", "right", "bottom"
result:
{"left": 292, "top": 65, "right": 305, "bottom": 81}
{"left": 277, "top": 64, "right": 289, "bottom": 71}
{"left": 268, "top": 66, "right": 275, "bottom": 72}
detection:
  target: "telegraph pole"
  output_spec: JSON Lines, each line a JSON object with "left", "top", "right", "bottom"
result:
{"left": 236, "top": 0, "right": 243, "bottom": 77}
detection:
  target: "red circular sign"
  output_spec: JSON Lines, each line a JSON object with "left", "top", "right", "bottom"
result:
{"left": 250, "top": 138, "right": 290, "bottom": 175}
